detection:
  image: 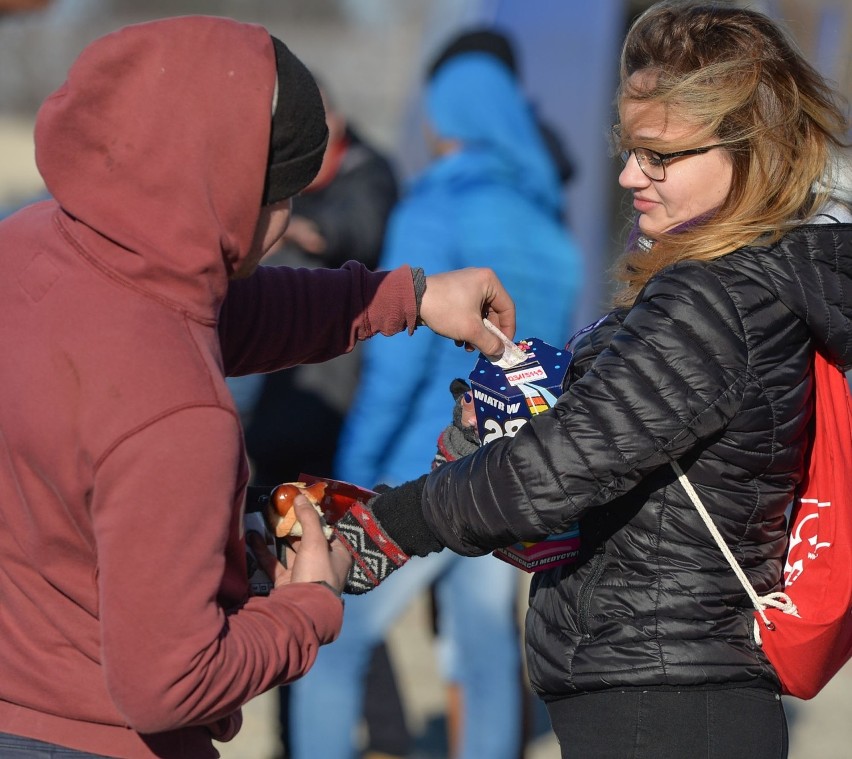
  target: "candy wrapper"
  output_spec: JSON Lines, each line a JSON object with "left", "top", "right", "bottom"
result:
{"left": 297, "top": 473, "right": 378, "bottom": 523}
{"left": 468, "top": 336, "right": 580, "bottom": 572}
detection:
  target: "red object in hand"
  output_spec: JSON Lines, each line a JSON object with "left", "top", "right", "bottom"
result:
{"left": 298, "top": 473, "right": 378, "bottom": 524}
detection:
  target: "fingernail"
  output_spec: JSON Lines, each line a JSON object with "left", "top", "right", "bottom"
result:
{"left": 463, "top": 393, "right": 472, "bottom": 403}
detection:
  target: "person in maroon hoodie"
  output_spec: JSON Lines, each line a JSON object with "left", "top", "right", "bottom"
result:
{"left": 0, "top": 16, "right": 515, "bottom": 759}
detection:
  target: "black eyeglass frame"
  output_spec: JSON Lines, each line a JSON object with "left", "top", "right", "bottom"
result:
{"left": 618, "top": 144, "right": 723, "bottom": 181}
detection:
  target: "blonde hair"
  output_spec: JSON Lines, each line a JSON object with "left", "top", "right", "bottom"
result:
{"left": 612, "top": 1, "right": 849, "bottom": 307}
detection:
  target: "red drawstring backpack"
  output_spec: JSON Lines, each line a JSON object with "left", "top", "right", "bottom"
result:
{"left": 673, "top": 351, "right": 852, "bottom": 699}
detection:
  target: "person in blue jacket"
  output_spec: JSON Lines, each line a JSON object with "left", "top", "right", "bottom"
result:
{"left": 290, "top": 30, "right": 584, "bottom": 759}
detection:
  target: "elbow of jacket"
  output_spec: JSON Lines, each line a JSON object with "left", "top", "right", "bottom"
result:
{"left": 109, "top": 681, "right": 199, "bottom": 734}
{"left": 121, "top": 696, "right": 191, "bottom": 734}
{"left": 121, "top": 708, "right": 183, "bottom": 735}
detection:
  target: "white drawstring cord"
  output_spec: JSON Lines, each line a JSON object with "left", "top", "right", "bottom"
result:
{"left": 671, "top": 461, "right": 799, "bottom": 645}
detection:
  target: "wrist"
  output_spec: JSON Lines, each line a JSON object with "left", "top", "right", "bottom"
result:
{"left": 334, "top": 503, "right": 410, "bottom": 594}
{"left": 311, "top": 580, "right": 344, "bottom": 605}
{"left": 411, "top": 266, "right": 427, "bottom": 328}
{"left": 369, "top": 475, "right": 442, "bottom": 557}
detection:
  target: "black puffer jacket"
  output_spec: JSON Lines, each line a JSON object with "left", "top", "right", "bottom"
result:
{"left": 422, "top": 222, "right": 852, "bottom": 701}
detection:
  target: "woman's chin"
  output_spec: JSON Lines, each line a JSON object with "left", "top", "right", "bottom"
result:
{"left": 637, "top": 217, "right": 659, "bottom": 237}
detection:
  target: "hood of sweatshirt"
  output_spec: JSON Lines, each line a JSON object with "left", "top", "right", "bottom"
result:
{"left": 425, "top": 52, "right": 564, "bottom": 216}
{"left": 34, "top": 16, "right": 278, "bottom": 322}
{"left": 746, "top": 217, "right": 852, "bottom": 371}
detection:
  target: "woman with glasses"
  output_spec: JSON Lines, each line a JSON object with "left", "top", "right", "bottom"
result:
{"left": 328, "top": 2, "right": 851, "bottom": 757}
{"left": 614, "top": 128, "right": 734, "bottom": 241}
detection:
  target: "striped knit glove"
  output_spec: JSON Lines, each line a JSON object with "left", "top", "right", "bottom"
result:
{"left": 333, "top": 475, "right": 440, "bottom": 594}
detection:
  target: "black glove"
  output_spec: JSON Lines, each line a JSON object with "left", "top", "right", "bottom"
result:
{"left": 333, "top": 476, "right": 441, "bottom": 594}
{"left": 433, "top": 379, "right": 481, "bottom": 469}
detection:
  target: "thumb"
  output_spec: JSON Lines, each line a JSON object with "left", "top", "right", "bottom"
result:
{"left": 458, "top": 316, "right": 507, "bottom": 359}
{"left": 292, "top": 494, "right": 326, "bottom": 543}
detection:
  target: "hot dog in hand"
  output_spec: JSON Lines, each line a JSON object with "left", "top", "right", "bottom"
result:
{"left": 266, "top": 481, "right": 332, "bottom": 539}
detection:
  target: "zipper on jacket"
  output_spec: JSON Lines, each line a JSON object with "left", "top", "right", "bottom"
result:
{"left": 578, "top": 550, "right": 607, "bottom": 638}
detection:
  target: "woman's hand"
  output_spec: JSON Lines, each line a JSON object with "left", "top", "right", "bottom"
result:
{"left": 433, "top": 379, "right": 481, "bottom": 469}
{"left": 419, "top": 268, "right": 516, "bottom": 359}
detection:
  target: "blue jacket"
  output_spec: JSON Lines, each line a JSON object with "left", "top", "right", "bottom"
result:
{"left": 336, "top": 54, "right": 583, "bottom": 487}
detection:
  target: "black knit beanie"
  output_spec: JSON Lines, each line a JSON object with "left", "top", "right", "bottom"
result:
{"left": 426, "top": 28, "right": 518, "bottom": 81}
{"left": 262, "top": 37, "right": 328, "bottom": 205}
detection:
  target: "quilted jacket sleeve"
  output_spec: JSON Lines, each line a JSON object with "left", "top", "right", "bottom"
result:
{"left": 561, "top": 308, "right": 629, "bottom": 386}
{"left": 422, "top": 262, "right": 751, "bottom": 555}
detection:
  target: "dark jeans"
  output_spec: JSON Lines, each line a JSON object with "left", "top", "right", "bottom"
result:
{"left": 547, "top": 687, "right": 788, "bottom": 759}
{"left": 0, "top": 733, "right": 113, "bottom": 758}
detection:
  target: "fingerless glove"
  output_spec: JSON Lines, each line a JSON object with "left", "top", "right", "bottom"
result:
{"left": 333, "top": 475, "right": 441, "bottom": 594}
{"left": 433, "top": 379, "right": 481, "bottom": 468}
{"left": 334, "top": 378, "right": 482, "bottom": 595}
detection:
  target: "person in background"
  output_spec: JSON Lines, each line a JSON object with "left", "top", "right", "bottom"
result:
{"left": 0, "top": 15, "right": 517, "bottom": 759}
{"left": 426, "top": 28, "right": 577, "bottom": 199}
{"left": 290, "top": 28, "right": 584, "bottom": 759}
{"left": 328, "top": 2, "right": 852, "bottom": 757}
{"left": 421, "top": 31, "right": 580, "bottom": 752}
{"left": 232, "top": 80, "right": 406, "bottom": 759}
{"left": 244, "top": 80, "right": 399, "bottom": 487}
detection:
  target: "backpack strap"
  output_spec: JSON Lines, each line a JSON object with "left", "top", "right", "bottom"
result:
{"left": 671, "top": 460, "right": 799, "bottom": 644}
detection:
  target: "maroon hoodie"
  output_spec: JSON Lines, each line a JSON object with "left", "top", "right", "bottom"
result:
{"left": 0, "top": 16, "right": 416, "bottom": 759}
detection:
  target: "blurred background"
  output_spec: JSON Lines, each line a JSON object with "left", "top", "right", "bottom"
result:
{"left": 1, "top": 1, "right": 849, "bottom": 757}
{"left": 1, "top": 0, "right": 850, "bottom": 318}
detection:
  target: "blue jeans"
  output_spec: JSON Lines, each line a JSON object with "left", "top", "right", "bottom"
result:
{"left": 290, "top": 550, "right": 522, "bottom": 759}
{"left": 0, "top": 734, "right": 112, "bottom": 758}
{"left": 547, "top": 687, "right": 788, "bottom": 758}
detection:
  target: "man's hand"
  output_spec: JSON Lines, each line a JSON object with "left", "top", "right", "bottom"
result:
{"left": 419, "top": 268, "right": 516, "bottom": 359}
{"left": 281, "top": 216, "right": 326, "bottom": 254}
{"left": 247, "top": 495, "right": 351, "bottom": 594}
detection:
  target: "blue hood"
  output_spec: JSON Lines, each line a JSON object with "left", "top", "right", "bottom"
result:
{"left": 427, "top": 53, "right": 563, "bottom": 214}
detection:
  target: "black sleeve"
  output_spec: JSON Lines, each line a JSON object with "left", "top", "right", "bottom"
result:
{"left": 368, "top": 475, "right": 444, "bottom": 557}
{"left": 421, "top": 262, "right": 750, "bottom": 555}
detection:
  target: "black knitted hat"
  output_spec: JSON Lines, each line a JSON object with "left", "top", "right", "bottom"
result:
{"left": 262, "top": 37, "right": 328, "bottom": 205}
{"left": 426, "top": 28, "right": 518, "bottom": 81}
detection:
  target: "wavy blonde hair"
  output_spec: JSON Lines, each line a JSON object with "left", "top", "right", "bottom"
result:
{"left": 612, "top": 1, "right": 849, "bottom": 307}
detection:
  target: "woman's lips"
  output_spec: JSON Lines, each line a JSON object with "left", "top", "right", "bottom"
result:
{"left": 633, "top": 196, "right": 657, "bottom": 213}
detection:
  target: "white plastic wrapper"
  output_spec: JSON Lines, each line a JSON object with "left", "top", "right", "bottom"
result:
{"left": 482, "top": 317, "right": 528, "bottom": 369}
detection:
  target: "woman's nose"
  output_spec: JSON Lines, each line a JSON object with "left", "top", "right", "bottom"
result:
{"left": 618, "top": 152, "right": 650, "bottom": 189}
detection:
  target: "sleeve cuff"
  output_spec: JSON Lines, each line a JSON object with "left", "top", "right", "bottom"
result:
{"left": 369, "top": 474, "right": 442, "bottom": 556}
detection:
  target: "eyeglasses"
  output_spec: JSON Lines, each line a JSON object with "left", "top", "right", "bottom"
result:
{"left": 619, "top": 145, "right": 723, "bottom": 181}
